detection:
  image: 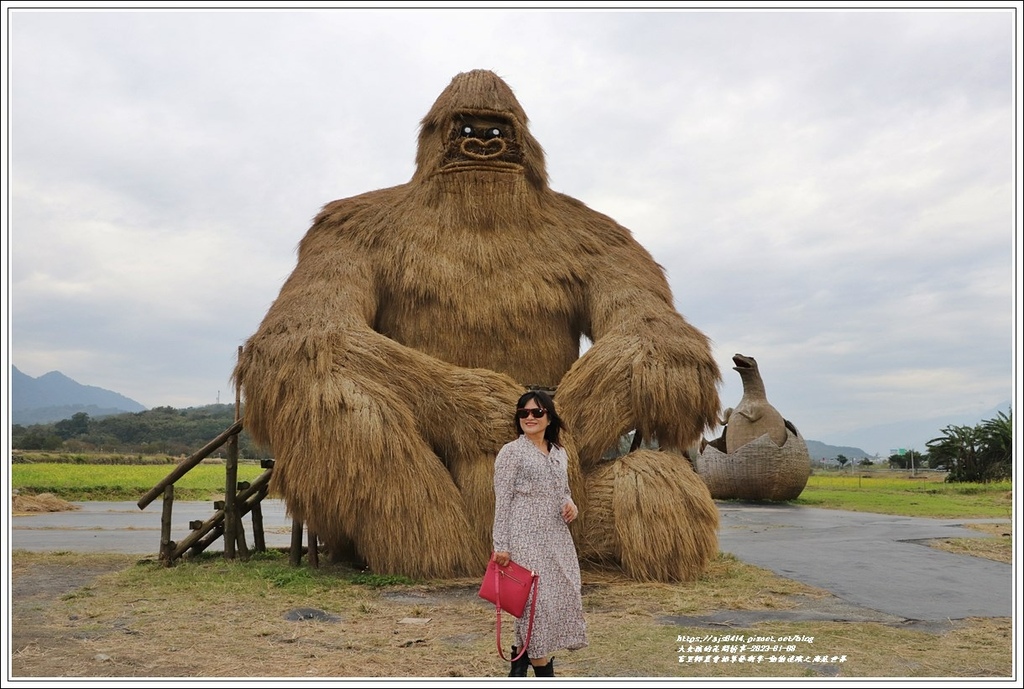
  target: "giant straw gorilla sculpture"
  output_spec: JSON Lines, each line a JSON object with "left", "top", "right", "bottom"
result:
{"left": 235, "top": 70, "right": 722, "bottom": 581}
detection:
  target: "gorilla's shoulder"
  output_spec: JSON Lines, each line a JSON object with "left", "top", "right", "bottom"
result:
{"left": 311, "top": 185, "right": 410, "bottom": 231}
{"left": 548, "top": 191, "right": 639, "bottom": 249}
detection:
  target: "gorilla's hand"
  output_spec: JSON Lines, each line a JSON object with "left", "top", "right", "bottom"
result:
{"left": 556, "top": 323, "right": 720, "bottom": 468}
{"left": 421, "top": 364, "right": 524, "bottom": 461}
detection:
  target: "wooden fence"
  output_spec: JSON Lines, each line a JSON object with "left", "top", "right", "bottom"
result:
{"left": 136, "top": 347, "right": 320, "bottom": 567}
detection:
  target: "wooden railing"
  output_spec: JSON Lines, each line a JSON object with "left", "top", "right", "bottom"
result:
{"left": 136, "top": 346, "right": 320, "bottom": 567}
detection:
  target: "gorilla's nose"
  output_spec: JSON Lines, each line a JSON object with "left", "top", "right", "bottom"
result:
{"left": 460, "top": 137, "right": 507, "bottom": 160}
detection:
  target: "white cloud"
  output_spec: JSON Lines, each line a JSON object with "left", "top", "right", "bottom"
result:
{"left": 5, "top": 7, "right": 1018, "bottom": 450}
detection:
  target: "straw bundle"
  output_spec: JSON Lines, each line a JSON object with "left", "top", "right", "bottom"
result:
{"left": 235, "top": 69, "right": 720, "bottom": 580}
{"left": 12, "top": 492, "right": 79, "bottom": 513}
{"left": 579, "top": 450, "right": 719, "bottom": 582}
{"left": 694, "top": 428, "right": 812, "bottom": 501}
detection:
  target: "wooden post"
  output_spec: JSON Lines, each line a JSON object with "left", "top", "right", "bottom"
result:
{"left": 190, "top": 481, "right": 267, "bottom": 558}
{"left": 224, "top": 433, "right": 238, "bottom": 559}
{"left": 235, "top": 513, "right": 250, "bottom": 560}
{"left": 190, "top": 525, "right": 225, "bottom": 558}
{"left": 235, "top": 479, "right": 260, "bottom": 554}
{"left": 252, "top": 459, "right": 274, "bottom": 553}
{"left": 308, "top": 528, "right": 319, "bottom": 569}
{"left": 235, "top": 347, "right": 243, "bottom": 421}
{"left": 251, "top": 486, "right": 266, "bottom": 552}
{"left": 167, "top": 471, "right": 272, "bottom": 562}
{"left": 290, "top": 518, "right": 304, "bottom": 566}
{"left": 159, "top": 485, "right": 174, "bottom": 565}
{"left": 223, "top": 348, "right": 243, "bottom": 559}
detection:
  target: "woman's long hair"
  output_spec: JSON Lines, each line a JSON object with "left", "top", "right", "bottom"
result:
{"left": 514, "top": 389, "right": 564, "bottom": 450}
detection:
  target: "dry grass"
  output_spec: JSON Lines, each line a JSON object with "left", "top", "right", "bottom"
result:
{"left": 8, "top": 549, "right": 1013, "bottom": 680}
{"left": 926, "top": 522, "right": 1014, "bottom": 564}
{"left": 11, "top": 492, "right": 80, "bottom": 515}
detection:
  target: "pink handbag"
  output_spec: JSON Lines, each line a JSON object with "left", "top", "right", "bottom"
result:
{"left": 478, "top": 557, "right": 539, "bottom": 661}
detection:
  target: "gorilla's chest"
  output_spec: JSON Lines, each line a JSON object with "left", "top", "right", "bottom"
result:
{"left": 372, "top": 229, "right": 584, "bottom": 353}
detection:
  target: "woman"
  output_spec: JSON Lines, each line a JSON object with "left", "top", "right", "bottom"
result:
{"left": 491, "top": 389, "right": 588, "bottom": 677}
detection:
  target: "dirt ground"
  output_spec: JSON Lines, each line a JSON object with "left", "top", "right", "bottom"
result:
{"left": 7, "top": 495, "right": 1015, "bottom": 681}
{"left": 7, "top": 548, "right": 1014, "bottom": 681}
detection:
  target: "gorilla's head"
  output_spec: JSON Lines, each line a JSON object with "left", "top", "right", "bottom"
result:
{"left": 414, "top": 70, "right": 548, "bottom": 190}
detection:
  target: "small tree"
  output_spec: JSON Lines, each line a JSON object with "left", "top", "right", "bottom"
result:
{"left": 976, "top": 410, "right": 1012, "bottom": 480}
{"left": 887, "top": 449, "right": 924, "bottom": 470}
{"left": 16, "top": 429, "right": 63, "bottom": 451}
{"left": 54, "top": 412, "right": 90, "bottom": 440}
{"left": 929, "top": 424, "right": 983, "bottom": 482}
{"left": 927, "top": 410, "right": 1014, "bottom": 483}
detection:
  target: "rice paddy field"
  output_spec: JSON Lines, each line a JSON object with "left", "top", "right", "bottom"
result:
{"left": 11, "top": 460, "right": 267, "bottom": 502}
{"left": 796, "top": 470, "right": 1013, "bottom": 519}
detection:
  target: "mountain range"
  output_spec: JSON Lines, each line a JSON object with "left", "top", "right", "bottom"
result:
{"left": 11, "top": 366, "right": 147, "bottom": 425}
{"left": 10, "top": 367, "right": 1009, "bottom": 460}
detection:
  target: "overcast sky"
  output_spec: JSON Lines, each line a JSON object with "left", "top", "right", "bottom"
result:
{"left": 4, "top": 5, "right": 1020, "bottom": 455}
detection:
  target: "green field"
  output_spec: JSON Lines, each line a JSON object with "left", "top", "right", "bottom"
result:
{"left": 795, "top": 472, "right": 1013, "bottom": 519}
{"left": 11, "top": 461, "right": 1014, "bottom": 519}
{"left": 11, "top": 461, "right": 266, "bottom": 501}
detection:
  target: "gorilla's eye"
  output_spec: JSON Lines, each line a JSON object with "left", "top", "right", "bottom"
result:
{"left": 457, "top": 124, "right": 505, "bottom": 140}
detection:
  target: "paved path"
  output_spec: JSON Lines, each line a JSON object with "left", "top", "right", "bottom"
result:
{"left": 10, "top": 500, "right": 296, "bottom": 554}
{"left": 10, "top": 500, "right": 1014, "bottom": 622}
{"left": 716, "top": 502, "right": 1013, "bottom": 621}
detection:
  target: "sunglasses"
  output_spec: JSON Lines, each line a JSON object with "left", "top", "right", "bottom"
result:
{"left": 516, "top": 408, "right": 547, "bottom": 419}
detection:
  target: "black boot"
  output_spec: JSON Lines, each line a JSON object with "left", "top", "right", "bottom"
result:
{"left": 532, "top": 658, "right": 554, "bottom": 677}
{"left": 509, "top": 646, "right": 530, "bottom": 677}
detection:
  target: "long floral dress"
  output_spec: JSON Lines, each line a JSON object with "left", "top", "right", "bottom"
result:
{"left": 491, "top": 434, "right": 588, "bottom": 658}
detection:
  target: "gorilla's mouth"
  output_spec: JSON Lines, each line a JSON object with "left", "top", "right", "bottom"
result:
{"left": 439, "top": 159, "right": 523, "bottom": 174}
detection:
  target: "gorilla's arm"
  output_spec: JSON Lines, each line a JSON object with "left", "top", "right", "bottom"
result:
{"left": 233, "top": 201, "right": 521, "bottom": 577}
{"left": 555, "top": 216, "right": 721, "bottom": 467}
{"left": 239, "top": 216, "right": 519, "bottom": 445}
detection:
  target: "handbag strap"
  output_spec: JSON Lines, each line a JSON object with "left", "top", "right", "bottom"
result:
{"left": 494, "top": 565, "right": 539, "bottom": 662}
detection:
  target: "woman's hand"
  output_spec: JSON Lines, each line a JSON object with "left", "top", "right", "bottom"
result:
{"left": 561, "top": 500, "right": 578, "bottom": 523}
{"left": 493, "top": 551, "right": 511, "bottom": 567}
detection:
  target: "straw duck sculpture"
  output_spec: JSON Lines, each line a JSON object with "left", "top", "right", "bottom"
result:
{"left": 695, "top": 354, "right": 811, "bottom": 501}
{"left": 723, "top": 354, "right": 788, "bottom": 452}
